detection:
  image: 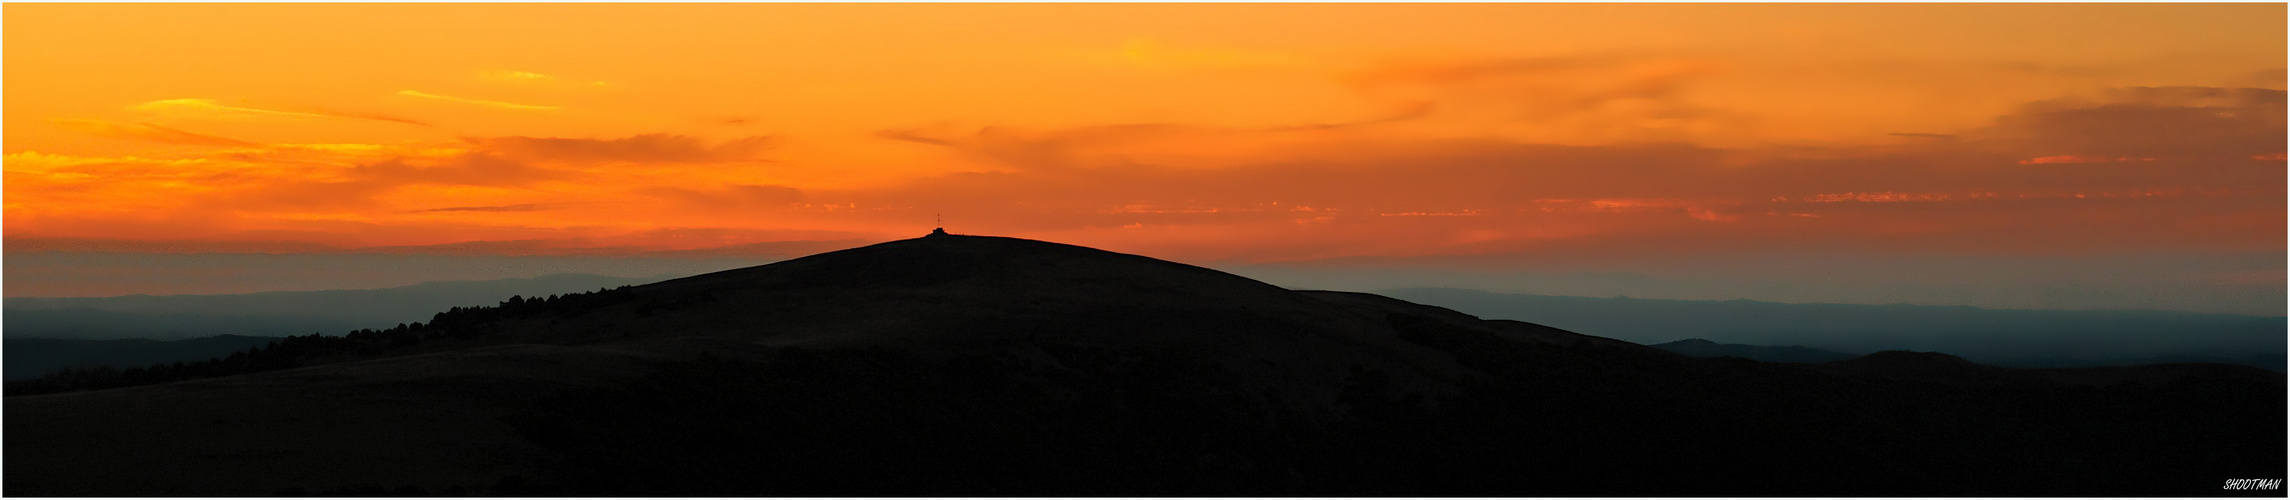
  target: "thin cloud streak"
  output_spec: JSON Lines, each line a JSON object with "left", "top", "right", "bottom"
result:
{"left": 473, "top": 134, "right": 773, "bottom": 163}
{"left": 396, "top": 90, "right": 561, "bottom": 111}
{"left": 129, "top": 98, "right": 432, "bottom": 127}
{"left": 132, "top": 98, "right": 328, "bottom": 118}
{"left": 313, "top": 109, "right": 433, "bottom": 127}
{"left": 51, "top": 119, "right": 258, "bottom": 146}
{"left": 409, "top": 203, "right": 555, "bottom": 213}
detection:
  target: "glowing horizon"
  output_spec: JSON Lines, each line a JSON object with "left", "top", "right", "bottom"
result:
{"left": 6, "top": 3, "right": 2283, "bottom": 271}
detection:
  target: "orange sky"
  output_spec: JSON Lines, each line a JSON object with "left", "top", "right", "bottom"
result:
{"left": 5, "top": 3, "right": 2284, "bottom": 266}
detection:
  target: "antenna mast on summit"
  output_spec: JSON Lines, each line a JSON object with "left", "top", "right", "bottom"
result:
{"left": 936, "top": 212, "right": 942, "bottom": 229}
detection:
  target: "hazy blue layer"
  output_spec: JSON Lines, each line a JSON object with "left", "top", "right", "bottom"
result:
{"left": 10, "top": 249, "right": 2280, "bottom": 315}
{"left": 3, "top": 335, "right": 282, "bottom": 381}
{"left": 4, "top": 273, "right": 667, "bottom": 340}
{"left": 1381, "top": 287, "right": 2286, "bottom": 369}
{"left": 1224, "top": 250, "right": 2285, "bottom": 316}
{"left": 6, "top": 265, "right": 2281, "bottom": 379}
{"left": 5, "top": 251, "right": 766, "bottom": 298}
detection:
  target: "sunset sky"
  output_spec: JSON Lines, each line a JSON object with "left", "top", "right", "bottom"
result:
{"left": 5, "top": 4, "right": 2284, "bottom": 314}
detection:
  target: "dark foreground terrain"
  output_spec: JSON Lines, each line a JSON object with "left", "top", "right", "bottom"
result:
{"left": 6, "top": 233, "right": 2283, "bottom": 496}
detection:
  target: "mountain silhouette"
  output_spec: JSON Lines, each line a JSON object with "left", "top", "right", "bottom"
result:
{"left": 5, "top": 233, "right": 2282, "bottom": 496}
{"left": 1378, "top": 287, "right": 2287, "bottom": 371}
{"left": 2, "top": 334, "right": 285, "bottom": 381}
{"left": 4, "top": 273, "right": 667, "bottom": 342}
{"left": 1651, "top": 338, "right": 1858, "bottom": 363}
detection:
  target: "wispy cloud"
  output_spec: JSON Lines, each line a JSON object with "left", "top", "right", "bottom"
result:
{"left": 641, "top": 184, "right": 803, "bottom": 209}
{"left": 131, "top": 98, "right": 430, "bottom": 126}
{"left": 473, "top": 134, "right": 773, "bottom": 163}
{"left": 51, "top": 119, "right": 257, "bottom": 146}
{"left": 1339, "top": 54, "right": 1742, "bottom": 144}
{"left": 485, "top": 70, "right": 554, "bottom": 82}
{"left": 1989, "top": 86, "right": 2285, "bottom": 160}
{"left": 312, "top": 109, "right": 432, "bottom": 127}
{"left": 1090, "top": 39, "right": 1312, "bottom": 72}
{"left": 132, "top": 98, "right": 328, "bottom": 118}
{"left": 11, "top": 86, "right": 2279, "bottom": 275}
{"left": 348, "top": 154, "right": 576, "bottom": 188}
{"left": 396, "top": 90, "right": 561, "bottom": 111}
{"left": 408, "top": 203, "right": 556, "bottom": 213}
{"left": 1889, "top": 132, "right": 1958, "bottom": 140}
{"left": 874, "top": 128, "right": 957, "bottom": 147}
{"left": 1272, "top": 101, "right": 1437, "bottom": 131}
{"left": 481, "top": 70, "right": 609, "bottom": 87}
{"left": 134, "top": 133, "right": 775, "bottom": 214}
{"left": 224, "top": 153, "right": 579, "bottom": 211}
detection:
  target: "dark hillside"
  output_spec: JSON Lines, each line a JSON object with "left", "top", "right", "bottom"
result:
{"left": 6, "top": 233, "right": 2281, "bottom": 496}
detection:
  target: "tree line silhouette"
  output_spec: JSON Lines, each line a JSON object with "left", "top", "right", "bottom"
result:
{"left": 3, "top": 286, "right": 643, "bottom": 397}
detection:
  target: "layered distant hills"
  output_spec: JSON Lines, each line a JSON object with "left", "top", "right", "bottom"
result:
{"left": 1649, "top": 338, "right": 1858, "bottom": 363}
{"left": 1382, "top": 287, "right": 2286, "bottom": 371}
{"left": 4, "top": 273, "right": 670, "bottom": 341}
{"left": 3, "top": 273, "right": 676, "bottom": 380}
{"left": 2, "top": 335, "right": 286, "bottom": 382}
{"left": 5, "top": 234, "right": 2282, "bottom": 496}
{"left": 15, "top": 269, "right": 2283, "bottom": 379}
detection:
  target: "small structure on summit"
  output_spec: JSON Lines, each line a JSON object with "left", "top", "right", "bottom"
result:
{"left": 929, "top": 212, "right": 949, "bottom": 236}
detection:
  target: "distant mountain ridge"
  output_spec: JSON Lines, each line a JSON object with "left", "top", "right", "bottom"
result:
{"left": 2, "top": 335, "right": 284, "bottom": 381}
{"left": 1651, "top": 339, "right": 1857, "bottom": 363}
{"left": 1381, "top": 287, "right": 2286, "bottom": 371}
{"left": 4, "top": 273, "right": 673, "bottom": 340}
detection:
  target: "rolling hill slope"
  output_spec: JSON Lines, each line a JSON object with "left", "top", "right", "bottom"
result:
{"left": 6, "top": 233, "right": 2280, "bottom": 496}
